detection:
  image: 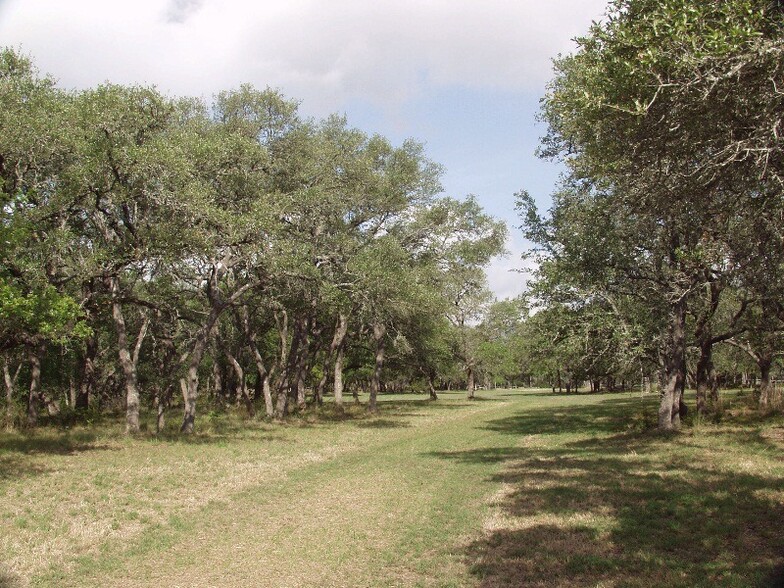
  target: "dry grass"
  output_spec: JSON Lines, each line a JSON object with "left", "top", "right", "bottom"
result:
{"left": 1, "top": 389, "right": 782, "bottom": 587}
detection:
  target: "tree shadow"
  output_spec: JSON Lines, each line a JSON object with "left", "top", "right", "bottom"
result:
{"left": 0, "top": 430, "right": 100, "bottom": 454}
{"left": 482, "top": 395, "right": 657, "bottom": 438}
{"left": 353, "top": 418, "right": 411, "bottom": 429}
{"left": 0, "top": 570, "right": 23, "bottom": 588}
{"left": 0, "top": 430, "right": 111, "bottom": 480}
{"left": 429, "top": 399, "right": 784, "bottom": 587}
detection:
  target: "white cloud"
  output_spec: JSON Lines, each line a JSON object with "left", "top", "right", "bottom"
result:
{"left": 0, "top": 0, "right": 607, "bottom": 112}
{"left": 485, "top": 232, "right": 537, "bottom": 301}
{"left": 165, "top": 0, "right": 204, "bottom": 23}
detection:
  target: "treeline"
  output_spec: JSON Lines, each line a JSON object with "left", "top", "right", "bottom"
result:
{"left": 0, "top": 48, "right": 507, "bottom": 433}
{"left": 518, "top": 0, "right": 784, "bottom": 427}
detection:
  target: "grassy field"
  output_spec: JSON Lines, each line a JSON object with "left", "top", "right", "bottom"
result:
{"left": 1, "top": 389, "right": 783, "bottom": 587}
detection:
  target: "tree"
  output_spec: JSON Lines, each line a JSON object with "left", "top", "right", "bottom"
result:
{"left": 531, "top": 0, "right": 784, "bottom": 428}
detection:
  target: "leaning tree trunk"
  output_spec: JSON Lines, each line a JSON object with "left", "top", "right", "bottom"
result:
{"left": 368, "top": 323, "right": 386, "bottom": 413}
{"left": 427, "top": 370, "right": 438, "bottom": 401}
{"left": 658, "top": 299, "right": 687, "bottom": 430}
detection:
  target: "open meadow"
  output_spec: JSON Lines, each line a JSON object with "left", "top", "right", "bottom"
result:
{"left": 1, "top": 389, "right": 783, "bottom": 588}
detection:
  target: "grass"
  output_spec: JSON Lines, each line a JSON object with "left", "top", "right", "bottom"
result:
{"left": 0, "top": 389, "right": 782, "bottom": 587}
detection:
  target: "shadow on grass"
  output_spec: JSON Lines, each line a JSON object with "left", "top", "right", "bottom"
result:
{"left": 0, "top": 430, "right": 111, "bottom": 480}
{"left": 0, "top": 430, "right": 100, "bottom": 454}
{"left": 0, "top": 570, "right": 23, "bottom": 588}
{"left": 482, "top": 395, "right": 657, "bottom": 438}
{"left": 430, "top": 397, "right": 784, "bottom": 588}
{"left": 353, "top": 418, "right": 411, "bottom": 429}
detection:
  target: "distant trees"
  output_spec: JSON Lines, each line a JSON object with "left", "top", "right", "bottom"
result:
{"left": 0, "top": 48, "right": 504, "bottom": 432}
{"left": 520, "top": 0, "right": 784, "bottom": 426}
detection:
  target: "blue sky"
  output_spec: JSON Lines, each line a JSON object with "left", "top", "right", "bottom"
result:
{"left": 0, "top": 0, "right": 608, "bottom": 298}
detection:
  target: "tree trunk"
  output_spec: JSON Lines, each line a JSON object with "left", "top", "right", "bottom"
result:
{"left": 226, "top": 350, "right": 254, "bottom": 417}
{"left": 368, "top": 323, "right": 386, "bottom": 413}
{"left": 3, "top": 356, "right": 21, "bottom": 425}
{"left": 153, "top": 382, "right": 173, "bottom": 434}
{"left": 758, "top": 356, "right": 775, "bottom": 413}
{"left": 274, "top": 314, "right": 307, "bottom": 419}
{"left": 181, "top": 303, "right": 224, "bottom": 434}
{"left": 466, "top": 365, "right": 475, "bottom": 399}
{"left": 427, "top": 371, "right": 438, "bottom": 401}
{"left": 317, "top": 313, "right": 349, "bottom": 407}
{"left": 212, "top": 357, "right": 224, "bottom": 401}
{"left": 248, "top": 349, "right": 273, "bottom": 418}
{"left": 334, "top": 343, "right": 346, "bottom": 413}
{"left": 273, "top": 310, "right": 291, "bottom": 419}
{"left": 658, "top": 298, "right": 687, "bottom": 430}
{"left": 26, "top": 345, "right": 44, "bottom": 427}
{"left": 294, "top": 318, "right": 311, "bottom": 412}
{"left": 3, "top": 360, "right": 13, "bottom": 423}
{"left": 695, "top": 338, "right": 713, "bottom": 416}
{"left": 76, "top": 333, "right": 97, "bottom": 411}
{"left": 111, "top": 278, "right": 149, "bottom": 434}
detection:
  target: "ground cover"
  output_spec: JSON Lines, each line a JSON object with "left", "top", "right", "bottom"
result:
{"left": 1, "top": 389, "right": 782, "bottom": 587}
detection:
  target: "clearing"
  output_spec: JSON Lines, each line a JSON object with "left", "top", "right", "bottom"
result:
{"left": 1, "top": 389, "right": 783, "bottom": 587}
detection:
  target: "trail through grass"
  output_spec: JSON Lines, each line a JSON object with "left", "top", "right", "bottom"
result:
{"left": 1, "top": 389, "right": 783, "bottom": 587}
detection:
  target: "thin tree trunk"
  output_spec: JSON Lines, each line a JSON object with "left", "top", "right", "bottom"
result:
{"left": 212, "top": 357, "right": 224, "bottom": 401}
{"left": 3, "top": 357, "right": 21, "bottom": 425}
{"left": 368, "top": 323, "right": 386, "bottom": 413}
{"left": 695, "top": 339, "right": 712, "bottom": 416}
{"left": 3, "top": 360, "right": 13, "bottom": 423}
{"left": 154, "top": 382, "right": 173, "bottom": 434}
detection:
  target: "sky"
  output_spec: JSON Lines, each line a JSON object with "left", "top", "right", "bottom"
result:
{"left": 0, "top": 0, "right": 609, "bottom": 299}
